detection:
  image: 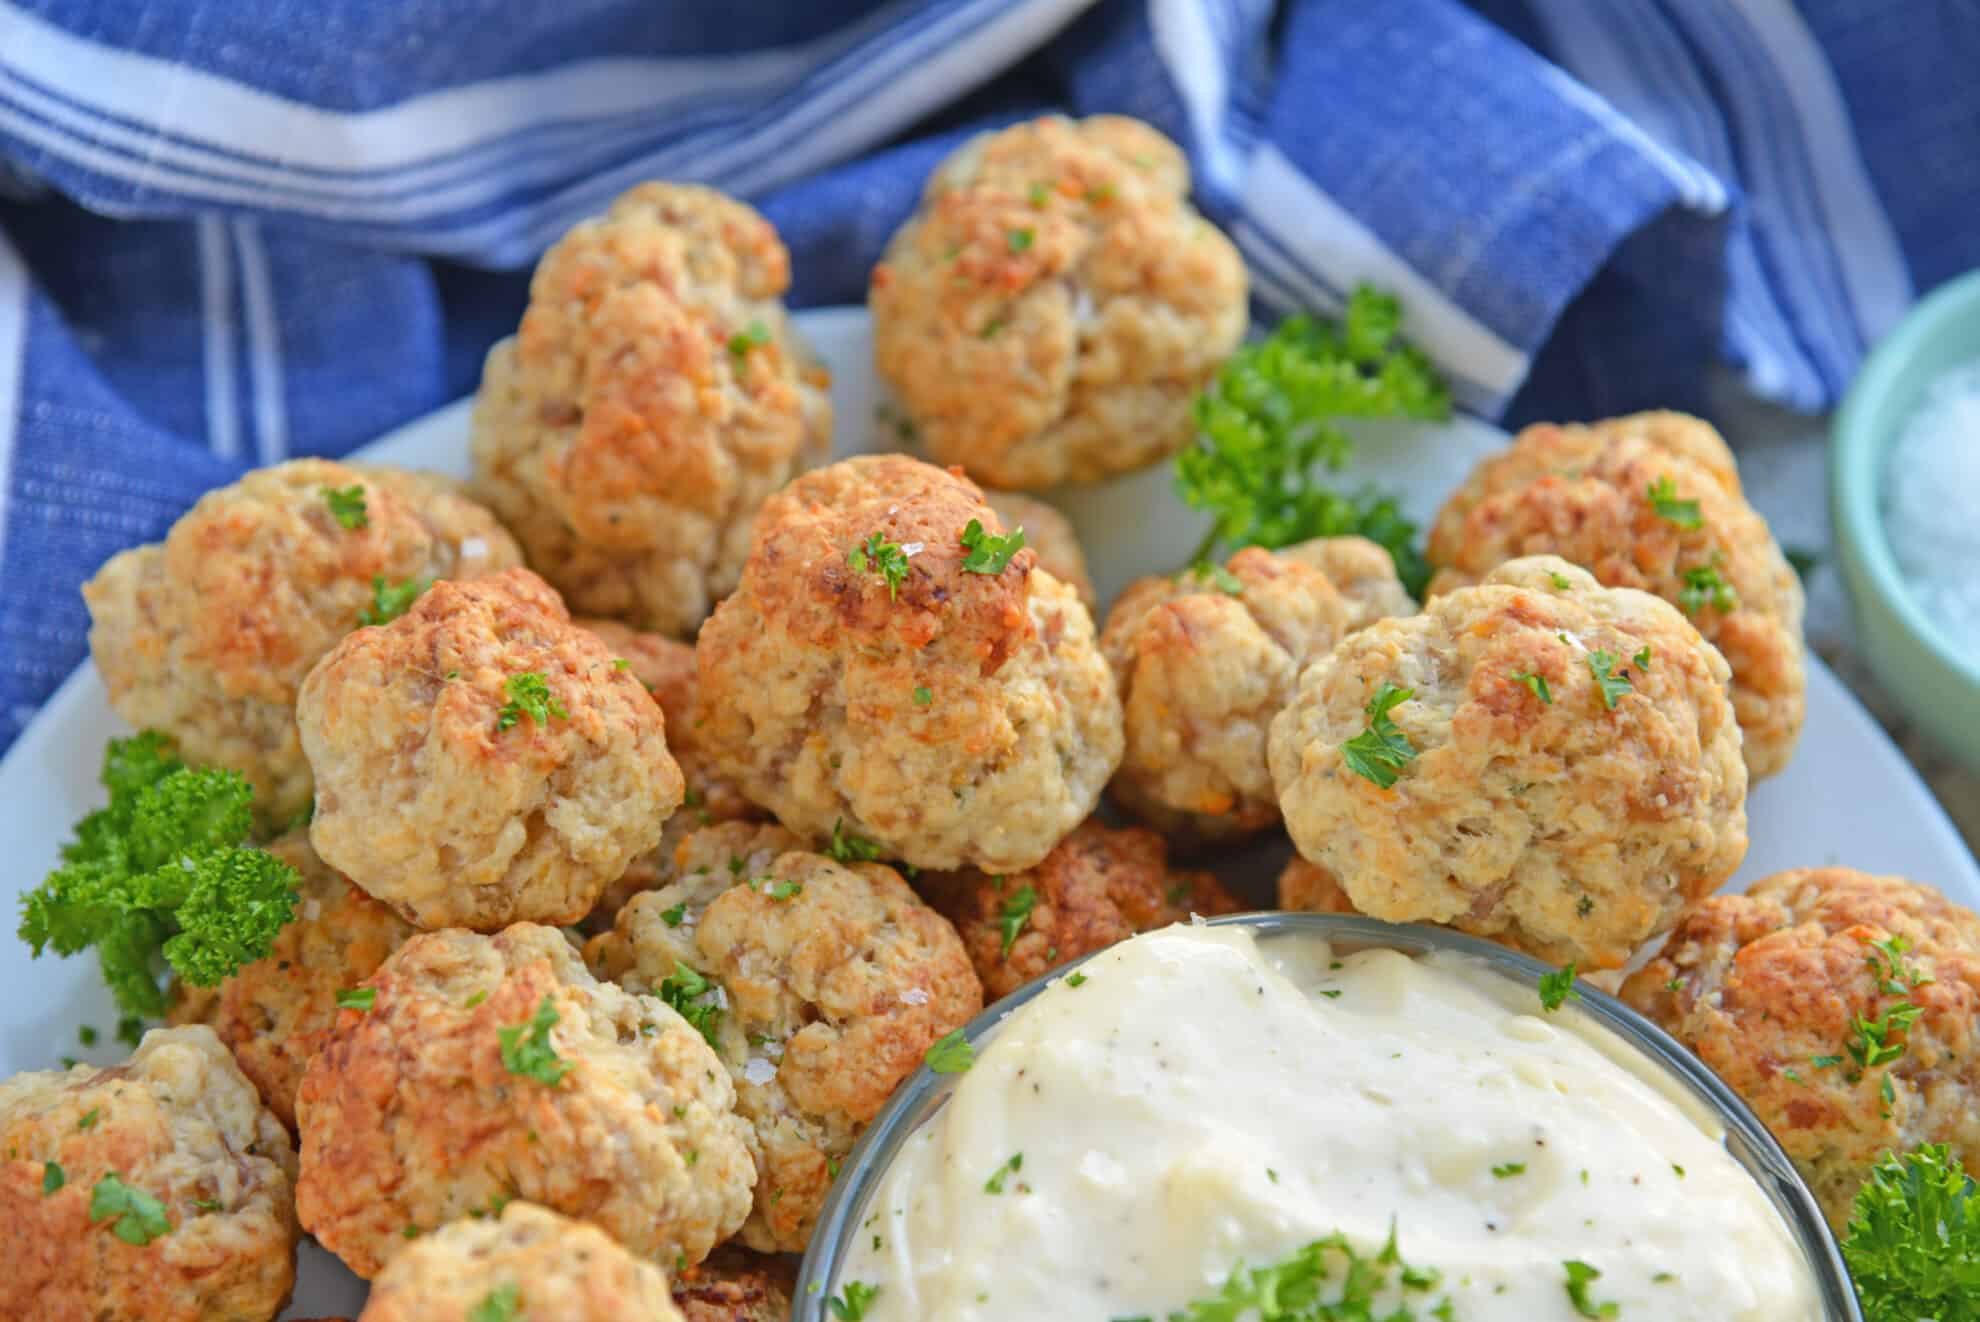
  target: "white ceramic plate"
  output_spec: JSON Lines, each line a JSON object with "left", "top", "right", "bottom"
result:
{"left": 2, "top": 307, "right": 1975, "bottom": 1318}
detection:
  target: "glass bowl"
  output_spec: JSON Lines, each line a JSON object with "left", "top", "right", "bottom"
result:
{"left": 796, "top": 912, "right": 1862, "bottom": 1321}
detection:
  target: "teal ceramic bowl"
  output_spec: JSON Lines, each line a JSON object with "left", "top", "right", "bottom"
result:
{"left": 1832, "top": 268, "right": 1980, "bottom": 772}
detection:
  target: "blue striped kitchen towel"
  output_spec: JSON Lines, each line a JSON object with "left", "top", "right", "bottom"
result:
{"left": 1, "top": 0, "right": 1975, "bottom": 749}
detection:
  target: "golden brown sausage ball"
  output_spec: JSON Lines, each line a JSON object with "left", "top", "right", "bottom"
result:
{"left": 1274, "top": 854, "right": 1361, "bottom": 916}
{"left": 590, "top": 821, "right": 982, "bottom": 1252}
{"left": 168, "top": 831, "right": 415, "bottom": 1130}
{"left": 295, "top": 924, "right": 752, "bottom": 1279}
{"left": 870, "top": 114, "right": 1246, "bottom": 489}
{"left": 471, "top": 182, "right": 833, "bottom": 638}
{"left": 918, "top": 818, "right": 1242, "bottom": 999}
{"left": 696, "top": 455, "right": 1122, "bottom": 873}
{"left": 1268, "top": 556, "right": 1748, "bottom": 970}
{"left": 1281, "top": 535, "right": 1420, "bottom": 630}
{"left": 299, "top": 568, "right": 684, "bottom": 931}
{"left": 0, "top": 1026, "right": 298, "bottom": 1322}
{"left": 670, "top": 1247, "right": 795, "bottom": 1322}
{"left": 1427, "top": 411, "right": 1805, "bottom": 780}
{"left": 1622, "top": 868, "right": 1980, "bottom": 1227}
{"left": 981, "top": 490, "right": 1096, "bottom": 608}
{"left": 1101, "top": 538, "right": 1411, "bottom": 840}
{"left": 356, "top": 1201, "right": 684, "bottom": 1322}
{"left": 83, "top": 459, "right": 521, "bottom": 827}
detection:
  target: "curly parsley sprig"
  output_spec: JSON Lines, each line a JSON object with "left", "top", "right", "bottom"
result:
{"left": 1844, "top": 1144, "right": 1980, "bottom": 1321}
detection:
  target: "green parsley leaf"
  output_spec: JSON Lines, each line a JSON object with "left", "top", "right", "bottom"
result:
{"left": 830, "top": 1281, "right": 881, "bottom": 1320}
{"left": 1185, "top": 562, "right": 1246, "bottom": 595}
{"left": 497, "top": 995, "right": 571, "bottom": 1086}
{"left": 912, "top": 686, "right": 933, "bottom": 706}
{"left": 1866, "top": 934, "right": 1933, "bottom": 996}
{"left": 1563, "top": 1260, "right": 1619, "bottom": 1318}
{"left": 1539, "top": 963, "right": 1582, "bottom": 1013}
{"left": 1647, "top": 475, "right": 1703, "bottom": 530}
{"left": 659, "top": 962, "right": 724, "bottom": 1049}
{"left": 1006, "top": 228, "right": 1034, "bottom": 253}
{"left": 997, "top": 884, "right": 1037, "bottom": 959}
{"left": 1848, "top": 1002, "right": 1922, "bottom": 1073}
{"left": 498, "top": 672, "right": 568, "bottom": 733}
{"left": 1844, "top": 1143, "right": 1980, "bottom": 1322}
{"left": 660, "top": 903, "right": 688, "bottom": 928}
{"left": 1027, "top": 181, "right": 1051, "bottom": 207}
{"left": 1587, "top": 651, "right": 1633, "bottom": 709}
{"left": 1492, "top": 1162, "right": 1526, "bottom": 1178}
{"left": 983, "top": 1151, "right": 1024, "bottom": 1194}
{"left": 765, "top": 880, "right": 803, "bottom": 901}
{"left": 42, "top": 1161, "right": 63, "bottom": 1195}
{"left": 321, "top": 484, "right": 369, "bottom": 530}
{"left": 192, "top": 1197, "right": 223, "bottom": 1212}
{"left": 1813, "top": 1053, "right": 1845, "bottom": 1070}
{"left": 847, "top": 532, "right": 911, "bottom": 599}
{"left": 358, "top": 574, "right": 429, "bottom": 627}
{"left": 78, "top": 1108, "right": 99, "bottom": 1130}
{"left": 959, "top": 518, "right": 1026, "bottom": 574}
{"left": 468, "top": 1282, "right": 522, "bottom": 1322}
{"left": 1678, "top": 562, "right": 1738, "bottom": 614}
{"left": 827, "top": 819, "right": 885, "bottom": 864}
{"left": 924, "top": 1029, "right": 974, "bottom": 1074}
{"left": 1065, "top": 971, "right": 1088, "bottom": 988}
{"left": 1549, "top": 571, "right": 1575, "bottom": 590}
{"left": 78, "top": 1025, "right": 98, "bottom": 1047}
{"left": 116, "top": 1016, "right": 144, "bottom": 1047}
{"left": 1340, "top": 683, "right": 1417, "bottom": 789}
{"left": 335, "top": 987, "right": 375, "bottom": 1012}
{"left": 464, "top": 990, "right": 488, "bottom": 1009}
{"left": 727, "top": 320, "right": 771, "bottom": 361}
{"left": 1633, "top": 645, "right": 1652, "bottom": 671}
{"left": 1165, "top": 1228, "right": 1451, "bottom": 1321}
{"left": 90, "top": 1172, "right": 172, "bottom": 1246}
{"left": 1509, "top": 670, "right": 1552, "bottom": 704}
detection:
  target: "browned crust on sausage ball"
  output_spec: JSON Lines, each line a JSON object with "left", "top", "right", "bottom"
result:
{"left": 0, "top": 1026, "right": 299, "bottom": 1322}
{"left": 670, "top": 1246, "right": 796, "bottom": 1322}
{"left": 1621, "top": 867, "right": 1980, "bottom": 1228}
{"left": 1426, "top": 411, "right": 1805, "bottom": 780}
{"left": 299, "top": 568, "right": 684, "bottom": 931}
{"left": 918, "top": 818, "right": 1242, "bottom": 999}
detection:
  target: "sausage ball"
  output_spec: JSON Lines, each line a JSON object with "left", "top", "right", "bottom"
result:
{"left": 696, "top": 454, "right": 1123, "bottom": 873}
{"left": 84, "top": 458, "right": 521, "bottom": 827}
{"left": 168, "top": 830, "right": 415, "bottom": 1130}
{"left": 981, "top": 490, "right": 1095, "bottom": 608}
{"left": 871, "top": 114, "right": 1247, "bottom": 489}
{"left": 0, "top": 1025, "right": 298, "bottom": 1322}
{"left": 1275, "top": 854, "right": 1361, "bottom": 916}
{"left": 1622, "top": 868, "right": 1980, "bottom": 1227}
{"left": 670, "top": 1247, "right": 795, "bottom": 1322}
{"left": 590, "top": 820, "right": 982, "bottom": 1251}
{"left": 357, "top": 1201, "right": 684, "bottom": 1322}
{"left": 1427, "top": 410, "right": 1805, "bottom": 780}
{"left": 1268, "top": 556, "right": 1748, "bottom": 970}
{"left": 471, "top": 182, "right": 833, "bottom": 638}
{"left": 918, "top": 818, "right": 1242, "bottom": 999}
{"left": 1102, "top": 538, "right": 1412, "bottom": 840}
{"left": 299, "top": 568, "right": 684, "bottom": 931}
{"left": 295, "top": 923, "right": 752, "bottom": 1279}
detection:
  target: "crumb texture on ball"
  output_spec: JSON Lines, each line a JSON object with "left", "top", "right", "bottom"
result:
{"left": 294, "top": 924, "right": 752, "bottom": 1279}
{"left": 1426, "top": 411, "right": 1805, "bottom": 780}
{"left": 1269, "top": 556, "right": 1748, "bottom": 970}
{"left": 0, "top": 1025, "right": 299, "bottom": 1322}
{"left": 919, "top": 818, "right": 1242, "bottom": 999}
{"left": 871, "top": 114, "right": 1246, "bottom": 488}
{"left": 1101, "top": 538, "right": 1410, "bottom": 840}
{"left": 299, "top": 568, "right": 683, "bottom": 931}
{"left": 695, "top": 454, "right": 1123, "bottom": 872}
{"left": 83, "top": 459, "right": 521, "bottom": 825}
{"left": 471, "top": 182, "right": 832, "bottom": 637}
{"left": 591, "top": 820, "right": 982, "bottom": 1251}
{"left": 356, "top": 1201, "right": 684, "bottom": 1322}
{"left": 1622, "top": 867, "right": 1980, "bottom": 1227}
{"left": 169, "top": 830, "right": 416, "bottom": 1130}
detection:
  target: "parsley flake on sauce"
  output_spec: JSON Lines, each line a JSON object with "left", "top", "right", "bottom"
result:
{"left": 1538, "top": 963, "right": 1582, "bottom": 1013}
{"left": 924, "top": 1029, "right": 974, "bottom": 1074}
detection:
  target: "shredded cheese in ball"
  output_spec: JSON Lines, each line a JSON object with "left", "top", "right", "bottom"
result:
{"left": 1884, "top": 360, "right": 1980, "bottom": 653}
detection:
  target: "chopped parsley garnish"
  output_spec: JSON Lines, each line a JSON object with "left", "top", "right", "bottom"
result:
{"left": 997, "top": 884, "right": 1037, "bottom": 959}
{"left": 830, "top": 1281, "right": 881, "bottom": 1320}
{"left": 1678, "top": 562, "right": 1738, "bottom": 614}
{"left": 1186, "top": 562, "right": 1246, "bottom": 595}
{"left": 78, "top": 1025, "right": 97, "bottom": 1047}
{"left": 358, "top": 574, "right": 429, "bottom": 627}
{"left": 1006, "top": 228, "right": 1034, "bottom": 253}
{"left": 913, "top": 686, "right": 933, "bottom": 706}
{"left": 660, "top": 903, "right": 687, "bottom": 928}
{"left": 1867, "top": 934, "right": 1933, "bottom": 996}
{"left": 321, "top": 484, "right": 369, "bottom": 530}
{"left": 496, "top": 672, "right": 567, "bottom": 732}
{"left": 1065, "top": 971, "right": 1088, "bottom": 988}
{"left": 1341, "top": 683, "right": 1417, "bottom": 789}
{"left": 827, "top": 819, "right": 885, "bottom": 864}
{"left": 1813, "top": 1053, "right": 1845, "bottom": 1070}
{"left": 468, "top": 1282, "right": 521, "bottom": 1322}
{"left": 1587, "top": 651, "right": 1633, "bottom": 709}
{"left": 335, "top": 987, "right": 375, "bottom": 1012}
{"left": 1843, "top": 1143, "right": 1980, "bottom": 1322}
{"left": 924, "top": 1029, "right": 974, "bottom": 1074}
{"left": 78, "top": 1109, "right": 99, "bottom": 1130}
{"left": 959, "top": 519, "right": 1026, "bottom": 574}
{"left": 848, "top": 532, "right": 912, "bottom": 599}
{"left": 1646, "top": 476, "right": 1702, "bottom": 530}
{"left": 659, "top": 962, "right": 723, "bottom": 1049}
{"left": 1563, "top": 1260, "right": 1619, "bottom": 1318}
{"left": 1164, "top": 1226, "right": 1451, "bottom": 1320}
{"left": 1848, "top": 1002, "right": 1922, "bottom": 1073}
{"left": 1632, "top": 645, "right": 1652, "bottom": 671}
{"left": 1538, "top": 964, "right": 1581, "bottom": 1013}
{"left": 765, "top": 880, "right": 803, "bottom": 901}
{"left": 727, "top": 320, "right": 771, "bottom": 361}
{"left": 1027, "top": 181, "right": 1051, "bottom": 207}
{"left": 90, "top": 1173, "right": 172, "bottom": 1246}
{"left": 983, "top": 1152, "right": 1024, "bottom": 1194}
{"left": 1509, "top": 670, "right": 1552, "bottom": 704}
{"left": 192, "top": 1197, "right": 223, "bottom": 1212}
{"left": 42, "top": 1161, "right": 63, "bottom": 1195}
{"left": 497, "top": 995, "right": 571, "bottom": 1086}
{"left": 1491, "top": 1162, "right": 1526, "bottom": 1178}
{"left": 1549, "top": 571, "right": 1574, "bottom": 590}
{"left": 464, "top": 990, "right": 488, "bottom": 1009}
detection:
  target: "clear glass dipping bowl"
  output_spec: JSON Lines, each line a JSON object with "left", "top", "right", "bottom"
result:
{"left": 795, "top": 912, "right": 1862, "bottom": 1321}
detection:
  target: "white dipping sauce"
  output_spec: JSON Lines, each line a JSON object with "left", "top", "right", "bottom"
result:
{"left": 1885, "top": 359, "right": 1980, "bottom": 652}
{"left": 838, "top": 925, "right": 1820, "bottom": 1320}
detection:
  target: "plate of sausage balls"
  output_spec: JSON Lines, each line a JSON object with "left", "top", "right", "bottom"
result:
{"left": 1, "top": 114, "right": 1975, "bottom": 1322}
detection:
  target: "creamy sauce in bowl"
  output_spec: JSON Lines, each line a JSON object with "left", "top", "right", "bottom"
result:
{"left": 836, "top": 924, "right": 1821, "bottom": 1320}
